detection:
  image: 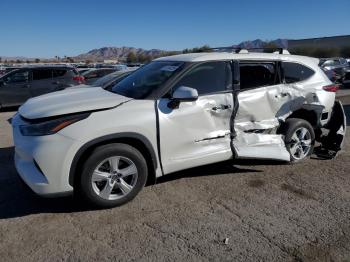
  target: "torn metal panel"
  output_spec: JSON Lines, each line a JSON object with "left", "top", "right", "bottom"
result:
{"left": 315, "top": 101, "right": 346, "bottom": 159}
{"left": 232, "top": 131, "right": 290, "bottom": 161}
{"left": 232, "top": 82, "right": 325, "bottom": 161}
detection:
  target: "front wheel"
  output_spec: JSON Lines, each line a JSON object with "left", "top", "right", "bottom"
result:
{"left": 282, "top": 118, "right": 315, "bottom": 163}
{"left": 77, "top": 143, "right": 148, "bottom": 208}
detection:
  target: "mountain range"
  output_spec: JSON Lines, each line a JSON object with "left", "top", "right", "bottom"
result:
{"left": 1, "top": 35, "right": 348, "bottom": 62}
{"left": 72, "top": 39, "right": 290, "bottom": 61}
{"left": 74, "top": 47, "right": 165, "bottom": 61}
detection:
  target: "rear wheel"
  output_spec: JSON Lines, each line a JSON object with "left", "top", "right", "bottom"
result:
{"left": 282, "top": 118, "right": 315, "bottom": 163}
{"left": 77, "top": 143, "right": 148, "bottom": 208}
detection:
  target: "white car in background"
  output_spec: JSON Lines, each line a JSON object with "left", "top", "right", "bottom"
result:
{"left": 12, "top": 50, "right": 346, "bottom": 208}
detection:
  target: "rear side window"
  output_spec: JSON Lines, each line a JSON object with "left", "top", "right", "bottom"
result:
{"left": 174, "top": 61, "right": 231, "bottom": 95}
{"left": 32, "top": 69, "right": 52, "bottom": 80}
{"left": 65, "top": 69, "right": 79, "bottom": 77}
{"left": 282, "top": 62, "right": 314, "bottom": 83}
{"left": 53, "top": 69, "right": 67, "bottom": 78}
{"left": 239, "top": 62, "right": 279, "bottom": 90}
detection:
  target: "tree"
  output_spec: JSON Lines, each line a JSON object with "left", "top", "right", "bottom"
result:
{"left": 126, "top": 52, "right": 137, "bottom": 64}
{"left": 66, "top": 57, "right": 75, "bottom": 63}
{"left": 182, "top": 45, "right": 212, "bottom": 54}
{"left": 137, "top": 53, "right": 146, "bottom": 63}
{"left": 263, "top": 41, "right": 279, "bottom": 53}
{"left": 0, "top": 57, "right": 2, "bottom": 63}
{"left": 340, "top": 46, "right": 350, "bottom": 58}
{"left": 35, "top": 58, "right": 40, "bottom": 63}
{"left": 16, "top": 59, "right": 22, "bottom": 64}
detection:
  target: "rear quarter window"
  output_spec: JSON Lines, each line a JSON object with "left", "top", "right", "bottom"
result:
{"left": 53, "top": 69, "right": 67, "bottom": 78}
{"left": 282, "top": 62, "right": 314, "bottom": 83}
{"left": 32, "top": 69, "right": 52, "bottom": 80}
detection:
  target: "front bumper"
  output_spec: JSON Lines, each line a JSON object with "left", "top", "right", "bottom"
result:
{"left": 12, "top": 114, "right": 76, "bottom": 196}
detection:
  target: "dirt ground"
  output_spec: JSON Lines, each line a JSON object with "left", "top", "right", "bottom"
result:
{"left": 0, "top": 94, "right": 349, "bottom": 262}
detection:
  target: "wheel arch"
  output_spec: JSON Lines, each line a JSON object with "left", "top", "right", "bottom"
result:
{"left": 69, "top": 133, "right": 158, "bottom": 188}
{"left": 285, "top": 107, "right": 322, "bottom": 128}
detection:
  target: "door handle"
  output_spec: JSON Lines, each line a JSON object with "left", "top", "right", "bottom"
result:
{"left": 212, "top": 104, "right": 231, "bottom": 111}
{"left": 275, "top": 92, "right": 289, "bottom": 98}
{"left": 281, "top": 92, "right": 289, "bottom": 97}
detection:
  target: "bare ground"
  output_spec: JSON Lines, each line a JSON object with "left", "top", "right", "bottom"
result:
{"left": 0, "top": 95, "right": 349, "bottom": 262}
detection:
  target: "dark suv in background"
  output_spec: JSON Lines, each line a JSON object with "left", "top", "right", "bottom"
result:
{"left": 0, "top": 65, "right": 84, "bottom": 108}
{"left": 319, "top": 57, "right": 350, "bottom": 84}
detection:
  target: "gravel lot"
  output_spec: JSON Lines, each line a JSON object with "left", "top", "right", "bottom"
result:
{"left": 0, "top": 93, "right": 349, "bottom": 262}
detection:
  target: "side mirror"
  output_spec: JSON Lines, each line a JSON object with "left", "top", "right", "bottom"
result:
{"left": 168, "top": 86, "right": 198, "bottom": 109}
{"left": 172, "top": 86, "right": 198, "bottom": 101}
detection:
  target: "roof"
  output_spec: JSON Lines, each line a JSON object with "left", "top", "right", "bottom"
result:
{"left": 9, "top": 64, "right": 75, "bottom": 69}
{"left": 155, "top": 52, "right": 319, "bottom": 65}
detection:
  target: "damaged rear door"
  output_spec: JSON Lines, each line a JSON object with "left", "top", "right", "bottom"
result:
{"left": 232, "top": 60, "right": 292, "bottom": 161}
{"left": 158, "top": 61, "right": 234, "bottom": 174}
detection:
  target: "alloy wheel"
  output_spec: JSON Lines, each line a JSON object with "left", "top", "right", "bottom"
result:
{"left": 91, "top": 156, "right": 138, "bottom": 200}
{"left": 289, "top": 127, "right": 312, "bottom": 160}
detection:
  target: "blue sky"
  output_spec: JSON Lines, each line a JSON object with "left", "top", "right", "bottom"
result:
{"left": 1, "top": 0, "right": 349, "bottom": 58}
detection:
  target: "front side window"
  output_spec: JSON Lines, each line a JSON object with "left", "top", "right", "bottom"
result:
{"left": 111, "top": 61, "right": 184, "bottom": 99}
{"left": 4, "top": 70, "right": 29, "bottom": 83}
{"left": 174, "top": 61, "right": 231, "bottom": 95}
{"left": 282, "top": 62, "right": 314, "bottom": 83}
{"left": 33, "top": 69, "right": 52, "bottom": 80}
{"left": 239, "top": 62, "right": 279, "bottom": 90}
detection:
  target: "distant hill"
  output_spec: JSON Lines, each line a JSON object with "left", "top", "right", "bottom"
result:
{"left": 74, "top": 47, "right": 167, "bottom": 62}
{"left": 234, "top": 39, "right": 288, "bottom": 49}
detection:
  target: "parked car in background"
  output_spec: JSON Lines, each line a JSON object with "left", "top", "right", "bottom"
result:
{"left": 321, "top": 68, "right": 342, "bottom": 83}
{"left": 0, "top": 66, "right": 5, "bottom": 76}
{"left": 82, "top": 68, "right": 118, "bottom": 84}
{"left": 91, "top": 70, "right": 135, "bottom": 90}
{"left": 113, "top": 64, "right": 128, "bottom": 71}
{"left": 0, "top": 66, "right": 21, "bottom": 76}
{"left": 319, "top": 57, "right": 350, "bottom": 84}
{"left": 77, "top": 68, "right": 93, "bottom": 75}
{"left": 0, "top": 65, "right": 84, "bottom": 108}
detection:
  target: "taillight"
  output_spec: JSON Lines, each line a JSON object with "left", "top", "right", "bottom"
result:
{"left": 73, "top": 75, "right": 85, "bottom": 84}
{"left": 323, "top": 84, "right": 339, "bottom": 92}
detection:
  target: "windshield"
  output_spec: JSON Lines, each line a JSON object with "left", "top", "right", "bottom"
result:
{"left": 111, "top": 61, "right": 184, "bottom": 99}
{"left": 92, "top": 72, "right": 119, "bottom": 87}
{"left": 92, "top": 71, "right": 131, "bottom": 87}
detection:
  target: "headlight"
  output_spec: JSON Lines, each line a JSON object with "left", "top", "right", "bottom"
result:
{"left": 20, "top": 113, "right": 90, "bottom": 136}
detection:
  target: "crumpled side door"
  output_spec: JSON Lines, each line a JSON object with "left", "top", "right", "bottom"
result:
{"left": 232, "top": 61, "right": 292, "bottom": 161}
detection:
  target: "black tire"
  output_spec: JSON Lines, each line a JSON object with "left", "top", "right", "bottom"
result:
{"left": 281, "top": 118, "right": 315, "bottom": 163}
{"left": 76, "top": 143, "right": 148, "bottom": 208}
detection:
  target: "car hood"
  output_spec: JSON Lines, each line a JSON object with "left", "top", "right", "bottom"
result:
{"left": 19, "top": 87, "right": 131, "bottom": 119}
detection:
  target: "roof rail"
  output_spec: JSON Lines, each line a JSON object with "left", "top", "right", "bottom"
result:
{"left": 211, "top": 47, "right": 290, "bottom": 54}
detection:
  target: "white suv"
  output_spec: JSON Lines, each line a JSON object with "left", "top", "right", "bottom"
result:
{"left": 12, "top": 51, "right": 346, "bottom": 208}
